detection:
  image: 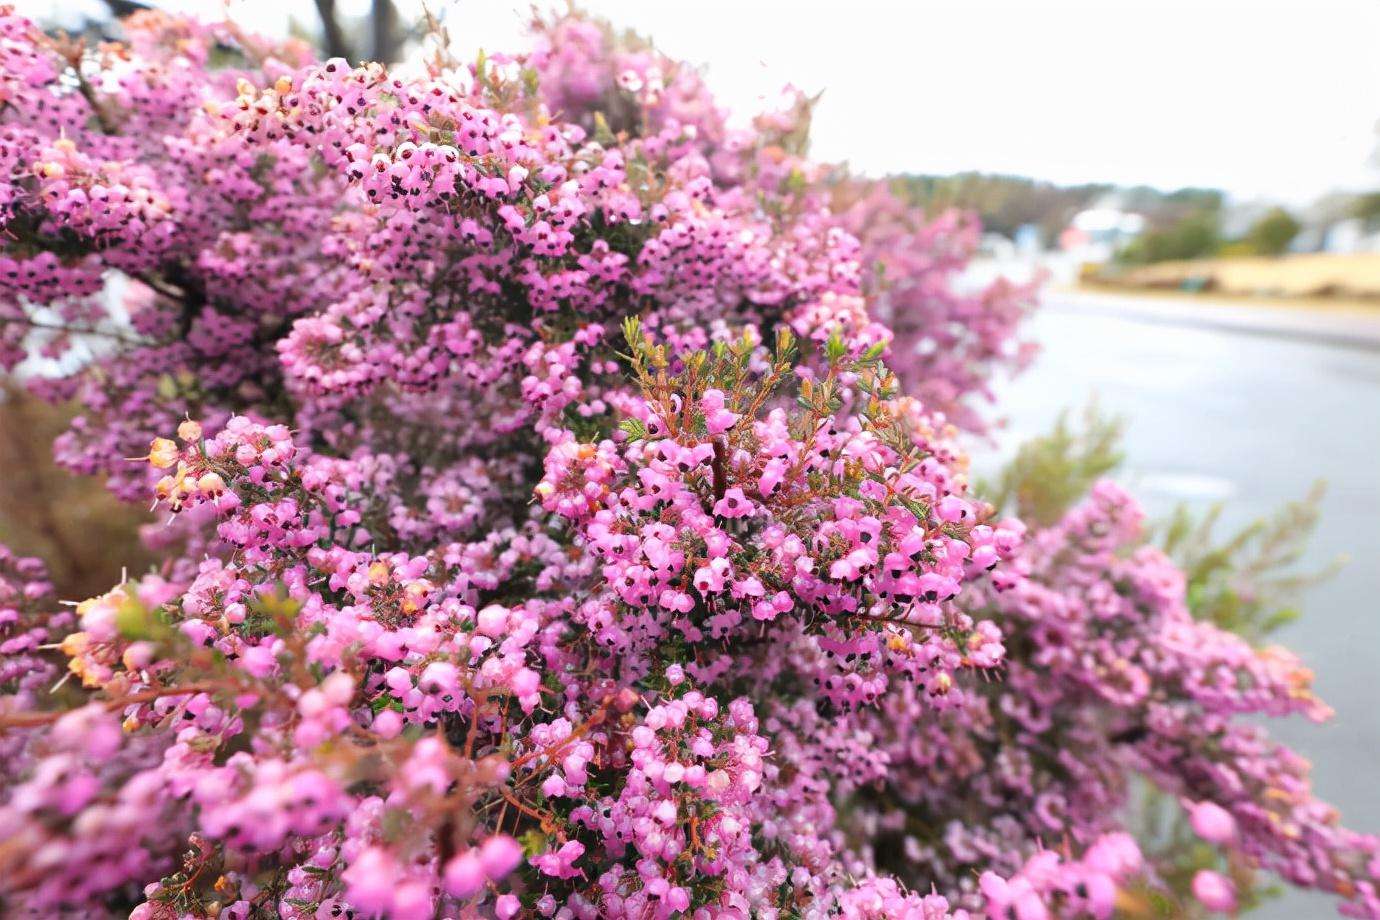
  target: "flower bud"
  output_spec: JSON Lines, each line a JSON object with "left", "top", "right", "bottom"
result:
{"left": 147, "top": 437, "right": 179, "bottom": 469}
{"left": 1192, "top": 870, "right": 1238, "bottom": 913}
{"left": 197, "top": 472, "right": 227, "bottom": 496}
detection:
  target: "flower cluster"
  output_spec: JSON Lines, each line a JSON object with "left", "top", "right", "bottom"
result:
{"left": 0, "top": 6, "right": 1374, "bottom": 920}
{"left": 846, "top": 481, "right": 1379, "bottom": 915}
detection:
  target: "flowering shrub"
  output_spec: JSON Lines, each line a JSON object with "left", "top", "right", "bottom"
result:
{"left": 0, "top": 6, "right": 1376, "bottom": 919}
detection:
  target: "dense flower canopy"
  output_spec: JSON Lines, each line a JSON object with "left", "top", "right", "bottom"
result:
{"left": 0, "top": 6, "right": 1375, "bottom": 920}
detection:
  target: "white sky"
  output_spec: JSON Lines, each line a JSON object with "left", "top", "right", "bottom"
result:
{"left": 35, "top": 0, "right": 1380, "bottom": 204}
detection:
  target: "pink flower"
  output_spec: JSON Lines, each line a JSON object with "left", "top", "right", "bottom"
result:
{"left": 701, "top": 389, "right": 740, "bottom": 434}
{"left": 1188, "top": 801, "right": 1238, "bottom": 844}
{"left": 443, "top": 851, "right": 485, "bottom": 899}
{"left": 531, "top": 840, "right": 585, "bottom": 879}
{"left": 479, "top": 835, "right": 524, "bottom": 880}
{"left": 713, "top": 487, "right": 753, "bottom": 519}
{"left": 1192, "top": 870, "right": 1238, "bottom": 913}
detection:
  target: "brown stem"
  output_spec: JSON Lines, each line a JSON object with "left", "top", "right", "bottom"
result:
{"left": 510, "top": 700, "right": 610, "bottom": 772}
{"left": 710, "top": 438, "right": 727, "bottom": 502}
{"left": 73, "top": 66, "right": 117, "bottom": 134}
{"left": 0, "top": 683, "right": 217, "bottom": 730}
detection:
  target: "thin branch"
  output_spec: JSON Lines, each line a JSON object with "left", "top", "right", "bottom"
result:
{"left": 0, "top": 314, "right": 151, "bottom": 347}
{"left": 0, "top": 683, "right": 217, "bottom": 730}
{"left": 73, "top": 65, "right": 117, "bottom": 134}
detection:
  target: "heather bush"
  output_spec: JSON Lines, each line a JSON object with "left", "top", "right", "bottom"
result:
{"left": 0, "top": 7, "right": 1375, "bottom": 920}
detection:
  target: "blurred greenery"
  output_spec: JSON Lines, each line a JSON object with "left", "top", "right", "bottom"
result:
{"left": 1240, "top": 207, "right": 1302, "bottom": 257}
{"left": 990, "top": 403, "right": 1336, "bottom": 642}
{"left": 1157, "top": 480, "right": 1336, "bottom": 644}
{"left": 983, "top": 403, "right": 1125, "bottom": 528}
{"left": 1351, "top": 191, "right": 1380, "bottom": 229}
{"left": 990, "top": 406, "right": 1338, "bottom": 916}
{"left": 890, "top": 172, "right": 1113, "bottom": 243}
{"left": 889, "top": 172, "right": 1224, "bottom": 247}
{"left": 1116, "top": 211, "right": 1222, "bottom": 265}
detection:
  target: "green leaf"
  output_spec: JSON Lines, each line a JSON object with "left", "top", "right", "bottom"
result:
{"left": 621, "top": 316, "right": 643, "bottom": 350}
{"left": 592, "top": 111, "right": 616, "bottom": 147}
{"left": 519, "top": 829, "right": 549, "bottom": 857}
{"left": 1261, "top": 607, "right": 1302, "bottom": 635}
{"left": 115, "top": 596, "right": 156, "bottom": 640}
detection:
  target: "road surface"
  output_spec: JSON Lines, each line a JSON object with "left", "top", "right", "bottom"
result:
{"left": 979, "top": 291, "right": 1380, "bottom": 919}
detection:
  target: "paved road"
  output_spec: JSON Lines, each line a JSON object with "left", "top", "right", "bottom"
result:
{"left": 979, "top": 292, "right": 1380, "bottom": 919}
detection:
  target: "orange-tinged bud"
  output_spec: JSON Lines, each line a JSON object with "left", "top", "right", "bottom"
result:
{"left": 155, "top": 474, "right": 177, "bottom": 501}
{"left": 197, "top": 471, "right": 227, "bottom": 496}
{"left": 148, "top": 437, "right": 179, "bottom": 469}
{"left": 59, "top": 631, "right": 88, "bottom": 656}
{"left": 122, "top": 641, "right": 154, "bottom": 670}
{"left": 401, "top": 579, "right": 431, "bottom": 613}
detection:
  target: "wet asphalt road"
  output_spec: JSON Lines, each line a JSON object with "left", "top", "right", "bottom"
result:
{"left": 978, "top": 293, "right": 1380, "bottom": 919}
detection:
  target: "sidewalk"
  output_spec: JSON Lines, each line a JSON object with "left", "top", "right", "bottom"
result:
{"left": 1048, "top": 289, "right": 1380, "bottom": 351}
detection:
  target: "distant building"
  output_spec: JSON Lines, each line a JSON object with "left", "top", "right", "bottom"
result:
{"left": 978, "top": 233, "right": 1017, "bottom": 260}
{"left": 1321, "top": 218, "right": 1380, "bottom": 253}
{"left": 1013, "top": 223, "right": 1043, "bottom": 255}
{"left": 1294, "top": 193, "right": 1380, "bottom": 254}
{"left": 1060, "top": 203, "right": 1145, "bottom": 263}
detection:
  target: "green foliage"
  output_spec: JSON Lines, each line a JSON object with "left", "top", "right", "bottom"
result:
{"left": 991, "top": 412, "right": 1338, "bottom": 916}
{"left": 888, "top": 172, "right": 1224, "bottom": 245}
{"left": 1241, "top": 207, "right": 1301, "bottom": 257}
{"left": 1351, "top": 191, "right": 1380, "bottom": 228}
{"left": 889, "top": 172, "right": 1111, "bottom": 243}
{"left": 1157, "top": 481, "right": 1337, "bottom": 644}
{"left": 1117, "top": 211, "right": 1221, "bottom": 265}
{"left": 984, "top": 404, "right": 1125, "bottom": 527}
{"left": 993, "top": 407, "right": 1337, "bottom": 644}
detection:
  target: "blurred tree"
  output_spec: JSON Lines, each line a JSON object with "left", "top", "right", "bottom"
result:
{"left": 891, "top": 173, "right": 1227, "bottom": 249}
{"left": 1242, "top": 207, "right": 1301, "bottom": 256}
{"left": 1351, "top": 191, "right": 1380, "bottom": 230}
{"left": 890, "top": 172, "right": 1112, "bottom": 243}
{"left": 1117, "top": 211, "right": 1221, "bottom": 264}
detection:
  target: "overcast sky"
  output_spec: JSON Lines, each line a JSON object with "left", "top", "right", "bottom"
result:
{"left": 40, "top": 0, "right": 1380, "bottom": 204}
